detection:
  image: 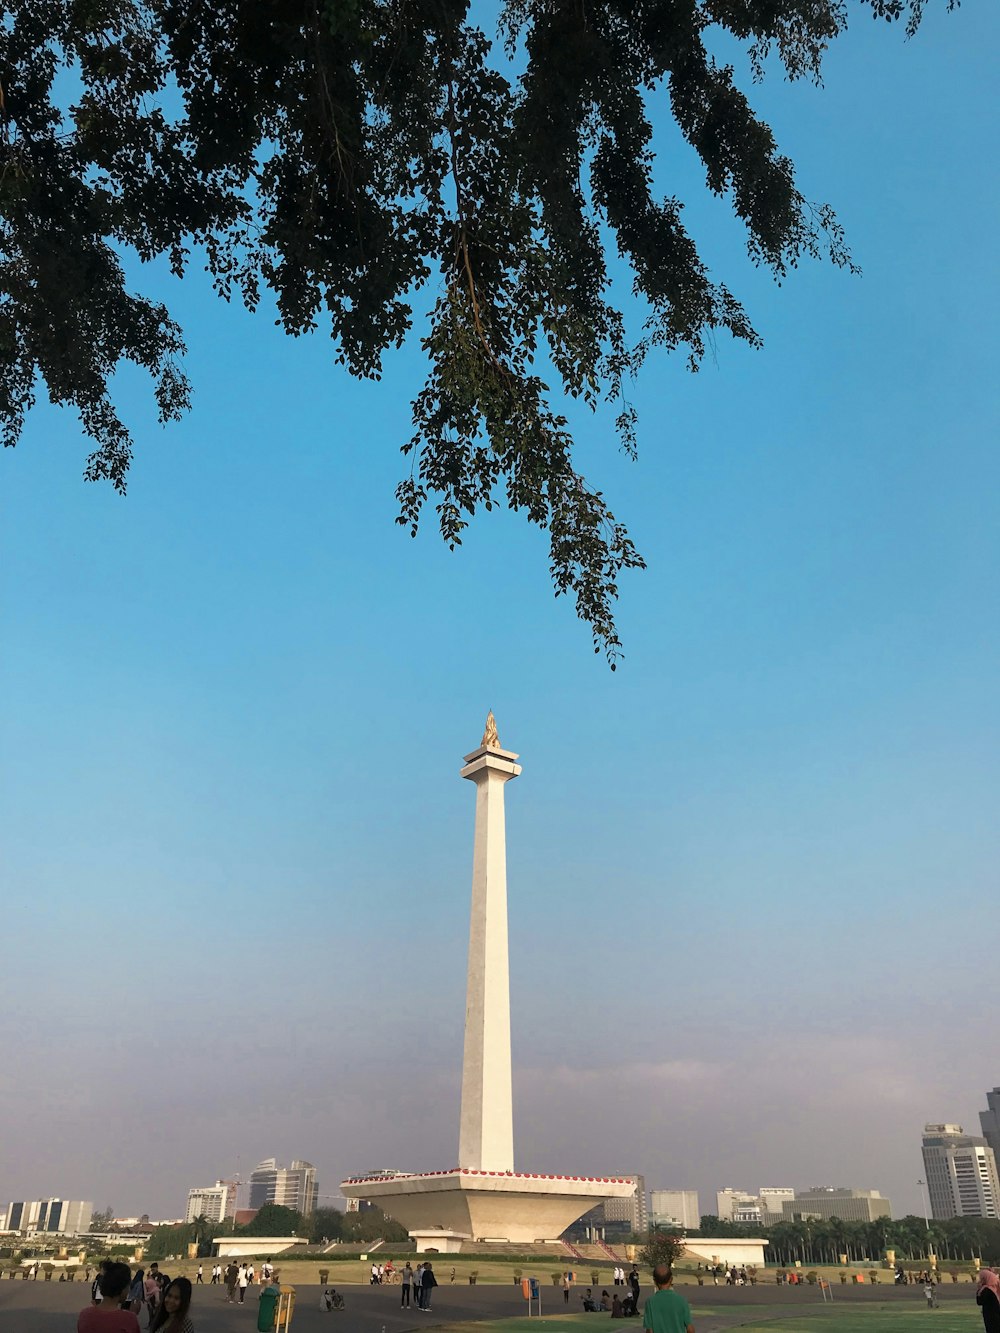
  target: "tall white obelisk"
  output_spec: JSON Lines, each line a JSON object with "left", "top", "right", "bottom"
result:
{"left": 457, "top": 712, "right": 520, "bottom": 1174}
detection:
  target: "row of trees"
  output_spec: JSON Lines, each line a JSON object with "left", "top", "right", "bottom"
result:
{"left": 694, "top": 1214, "right": 1000, "bottom": 1266}
{"left": 144, "top": 1203, "right": 407, "bottom": 1260}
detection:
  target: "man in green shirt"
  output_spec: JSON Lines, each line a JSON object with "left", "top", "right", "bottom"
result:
{"left": 642, "top": 1267, "right": 694, "bottom": 1333}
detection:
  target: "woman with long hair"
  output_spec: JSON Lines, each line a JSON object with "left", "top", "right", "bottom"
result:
{"left": 149, "top": 1277, "right": 194, "bottom": 1333}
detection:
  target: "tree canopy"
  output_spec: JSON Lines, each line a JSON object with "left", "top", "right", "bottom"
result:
{"left": 0, "top": 0, "right": 955, "bottom": 660}
{"left": 638, "top": 1227, "right": 686, "bottom": 1269}
{"left": 238, "top": 1203, "right": 305, "bottom": 1236}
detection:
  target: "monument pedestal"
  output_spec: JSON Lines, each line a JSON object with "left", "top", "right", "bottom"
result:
{"left": 342, "top": 1168, "right": 635, "bottom": 1250}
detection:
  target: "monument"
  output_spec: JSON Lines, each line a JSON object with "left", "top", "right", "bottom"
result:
{"left": 342, "top": 715, "right": 633, "bottom": 1250}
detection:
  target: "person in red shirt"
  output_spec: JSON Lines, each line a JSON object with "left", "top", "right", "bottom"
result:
{"left": 78, "top": 1261, "right": 141, "bottom": 1333}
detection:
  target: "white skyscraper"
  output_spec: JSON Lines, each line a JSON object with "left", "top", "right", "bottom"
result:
{"left": 185, "top": 1180, "right": 237, "bottom": 1224}
{"left": 922, "top": 1124, "right": 1000, "bottom": 1220}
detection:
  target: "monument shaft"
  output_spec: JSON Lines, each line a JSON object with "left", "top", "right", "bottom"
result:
{"left": 458, "top": 734, "right": 520, "bottom": 1173}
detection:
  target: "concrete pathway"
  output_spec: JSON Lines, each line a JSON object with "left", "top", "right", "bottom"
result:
{"left": 0, "top": 1275, "right": 976, "bottom": 1333}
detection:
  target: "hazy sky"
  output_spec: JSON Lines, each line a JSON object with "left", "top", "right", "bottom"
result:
{"left": 2, "top": 5, "right": 997, "bottom": 1224}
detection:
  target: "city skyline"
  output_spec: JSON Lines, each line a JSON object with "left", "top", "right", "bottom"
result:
{"left": 1, "top": 4, "right": 996, "bottom": 1228}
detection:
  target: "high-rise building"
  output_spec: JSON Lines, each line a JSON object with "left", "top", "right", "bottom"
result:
{"left": 980, "top": 1090, "right": 1000, "bottom": 1159}
{"left": 248, "top": 1159, "right": 318, "bottom": 1217}
{"left": 650, "top": 1190, "right": 700, "bottom": 1230}
{"left": 3, "top": 1200, "right": 93, "bottom": 1235}
{"left": 759, "top": 1187, "right": 795, "bottom": 1219}
{"left": 716, "top": 1188, "right": 758, "bottom": 1221}
{"left": 185, "top": 1180, "right": 237, "bottom": 1224}
{"left": 716, "top": 1186, "right": 794, "bottom": 1225}
{"left": 602, "top": 1175, "right": 647, "bottom": 1234}
{"left": 922, "top": 1124, "right": 1000, "bottom": 1220}
{"left": 781, "top": 1188, "right": 891, "bottom": 1223}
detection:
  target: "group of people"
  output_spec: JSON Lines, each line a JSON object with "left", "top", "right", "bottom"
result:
{"left": 219, "top": 1259, "right": 274, "bottom": 1303}
{"left": 397, "top": 1261, "right": 439, "bottom": 1310}
{"left": 611, "top": 1266, "right": 640, "bottom": 1289}
{"left": 77, "top": 1260, "right": 193, "bottom": 1333}
{"left": 580, "top": 1287, "right": 640, "bottom": 1317}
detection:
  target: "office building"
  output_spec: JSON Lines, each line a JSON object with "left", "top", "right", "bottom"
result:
{"left": 781, "top": 1188, "right": 891, "bottom": 1223}
{"left": 716, "top": 1188, "right": 759, "bottom": 1221}
{"left": 650, "top": 1190, "right": 700, "bottom": 1230}
{"left": 980, "top": 1090, "right": 1000, "bottom": 1159}
{"left": 759, "top": 1187, "right": 795, "bottom": 1219}
{"left": 185, "top": 1180, "right": 237, "bottom": 1224}
{"left": 568, "top": 1175, "right": 648, "bottom": 1240}
{"left": 248, "top": 1158, "right": 318, "bottom": 1217}
{"left": 602, "top": 1175, "right": 647, "bottom": 1234}
{"left": 717, "top": 1186, "right": 795, "bottom": 1225}
{"left": 3, "top": 1199, "right": 93, "bottom": 1235}
{"left": 921, "top": 1124, "right": 1000, "bottom": 1220}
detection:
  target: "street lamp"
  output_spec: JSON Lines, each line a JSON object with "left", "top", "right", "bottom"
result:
{"left": 917, "top": 1181, "right": 930, "bottom": 1230}
{"left": 917, "top": 1181, "right": 934, "bottom": 1265}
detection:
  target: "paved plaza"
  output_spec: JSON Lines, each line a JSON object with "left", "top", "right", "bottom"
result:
{"left": 0, "top": 1275, "right": 979, "bottom": 1333}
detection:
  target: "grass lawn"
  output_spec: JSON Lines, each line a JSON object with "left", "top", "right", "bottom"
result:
{"left": 740, "top": 1313, "right": 980, "bottom": 1333}
{"left": 432, "top": 1307, "right": 983, "bottom": 1333}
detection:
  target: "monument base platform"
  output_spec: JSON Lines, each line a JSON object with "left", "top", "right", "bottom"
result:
{"left": 342, "top": 1169, "right": 634, "bottom": 1251}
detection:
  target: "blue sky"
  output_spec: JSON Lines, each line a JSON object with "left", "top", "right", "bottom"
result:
{"left": 1, "top": 3, "right": 997, "bottom": 1222}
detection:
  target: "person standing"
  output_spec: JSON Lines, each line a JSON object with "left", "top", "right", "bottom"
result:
{"left": 629, "top": 1267, "right": 641, "bottom": 1311}
{"left": 401, "top": 1263, "right": 413, "bottom": 1308}
{"left": 421, "top": 1262, "right": 437, "bottom": 1313}
{"left": 977, "top": 1269, "right": 1000, "bottom": 1333}
{"left": 563, "top": 1273, "right": 571, "bottom": 1304}
{"left": 91, "top": 1261, "right": 112, "bottom": 1305}
{"left": 144, "top": 1271, "right": 161, "bottom": 1328}
{"left": 642, "top": 1267, "right": 694, "bottom": 1333}
{"left": 125, "top": 1270, "right": 145, "bottom": 1315}
{"left": 77, "top": 1262, "right": 141, "bottom": 1333}
{"left": 224, "top": 1262, "right": 238, "bottom": 1303}
{"left": 237, "top": 1265, "right": 249, "bottom": 1304}
{"left": 414, "top": 1263, "right": 424, "bottom": 1309}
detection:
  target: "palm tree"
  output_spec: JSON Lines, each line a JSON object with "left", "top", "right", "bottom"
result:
{"left": 189, "top": 1214, "right": 212, "bottom": 1257}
